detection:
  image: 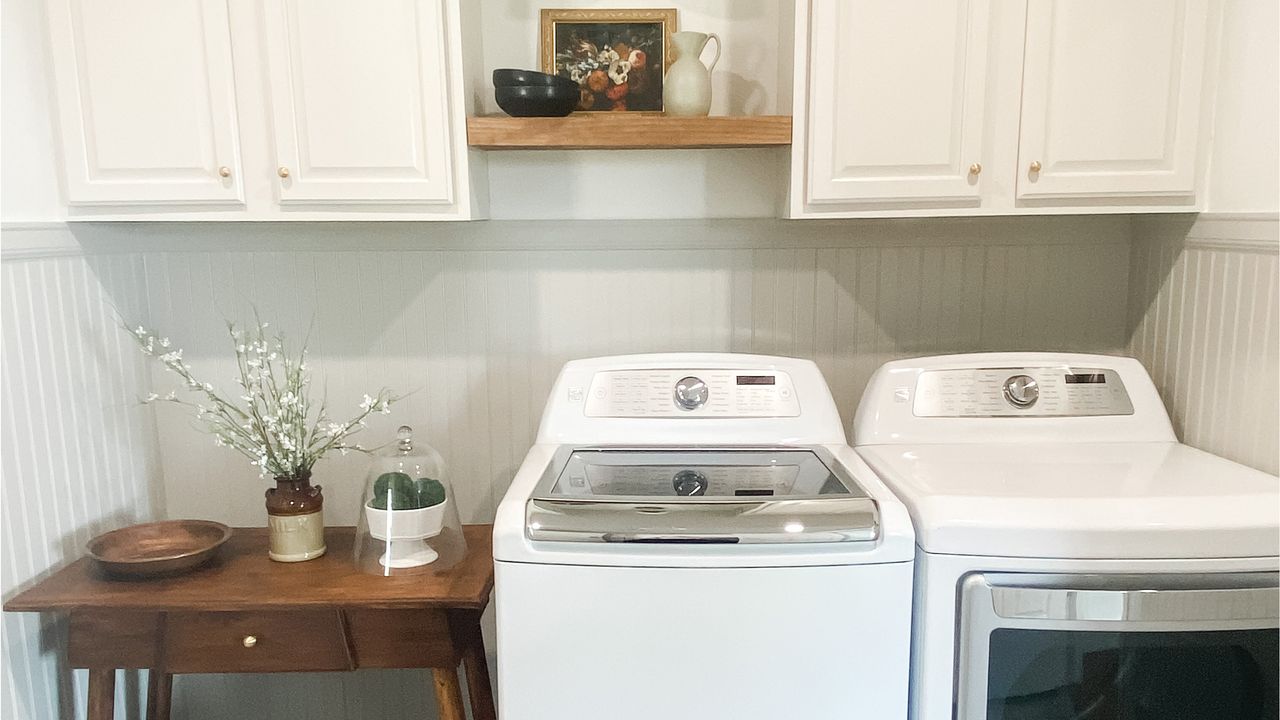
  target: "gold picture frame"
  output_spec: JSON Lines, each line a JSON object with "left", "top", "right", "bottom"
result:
{"left": 540, "top": 8, "right": 677, "bottom": 112}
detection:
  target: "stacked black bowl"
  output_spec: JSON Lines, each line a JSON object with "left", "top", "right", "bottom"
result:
{"left": 493, "top": 69, "right": 579, "bottom": 117}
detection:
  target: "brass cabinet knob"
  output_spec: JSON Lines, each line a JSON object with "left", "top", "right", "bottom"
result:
{"left": 218, "top": 166, "right": 232, "bottom": 178}
{"left": 1029, "top": 160, "right": 1042, "bottom": 173}
{"left": 242, "top": 635, "right": 258, "bottom": 648}
{"left": 277, "top": 166, "right": 290, "bottom": 179}
{"left": 969, "top": 162, "right": 982, "bottom": 175}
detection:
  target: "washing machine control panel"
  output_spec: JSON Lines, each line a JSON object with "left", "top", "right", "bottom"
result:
{"left": 912, "top": 367, "right": 1134, "bottom": 417}
{"left": 583, "top": 370, "right": 801, "bottom": 417}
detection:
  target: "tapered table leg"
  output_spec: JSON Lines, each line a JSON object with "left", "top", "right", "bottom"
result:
{"left": 462, "top": 627, "right": 497, "bottom": 720}
{"left": 146, "top": 669, "right": 172, "bottom": 720}
{"left": 433, "top": 666, "right": 467, "bottom": 720}
{"left": 87, "top": 668, "right": 115, "bottom": 720}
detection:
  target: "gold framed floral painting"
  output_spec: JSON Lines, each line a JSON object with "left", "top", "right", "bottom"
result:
{"left": 540, "top": 8, "right": 676, "bottom": 112}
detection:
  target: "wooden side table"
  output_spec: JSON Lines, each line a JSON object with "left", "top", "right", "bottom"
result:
{"left": 4, "top": 525, "right": 496, "bottom": 720}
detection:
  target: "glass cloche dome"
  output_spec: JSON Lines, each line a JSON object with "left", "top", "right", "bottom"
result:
{"left": 354, "top": 425, "right": 466, "bottom": 575}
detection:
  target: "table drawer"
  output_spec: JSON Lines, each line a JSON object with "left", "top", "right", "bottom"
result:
{"left": 165, "top": 611, "right": 351, "bottom": 673}
{"left": 68, "top": 610, "right": 162, "bottom": 669}
{"left": 347, "top": 608, "right": 455, "bottom": 668}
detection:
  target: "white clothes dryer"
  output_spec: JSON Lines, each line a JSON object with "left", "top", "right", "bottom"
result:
{"left": 853, "top": 352, "right": 1279, "bottom": 720}
{"left": 495, "top": 354, "right": 916, "bottom": 720}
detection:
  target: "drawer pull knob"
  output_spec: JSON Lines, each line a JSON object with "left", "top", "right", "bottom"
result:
{"left": 968, "top": 162, "right": 982, "bottom": 176}
{"left": 1029, "top": 160, "right": 1042, "bottom": 173}
{"left": 277, "top": 166, "right": 290, "bottom": 179}
{"left": 242, "top": 635, "right": 258, "bottom": 648}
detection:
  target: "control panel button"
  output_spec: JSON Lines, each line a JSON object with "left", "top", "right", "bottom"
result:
{"left": 673, "top": 376, "right": 709, "bottom": 410}
{"left": 1002, "top": 375, "right": 1039, "bottom": 408}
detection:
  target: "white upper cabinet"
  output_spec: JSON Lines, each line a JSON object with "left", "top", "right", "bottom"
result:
{"left": 43, "top": 0, "right": 481, "bottom": 219}
{"left": 1017, "top": 0, "right": 1211, "bottom": 200}
{"left": 46, "top": 0, "right": 244, "bottom": 206}
{"left": 805, "top": 0, "right": 990, "bottom": 206}
{"left": 792, "top": 0, "right": 1220, "bottom": 217}
{"left": 262, "top": 0, "right": 454, "bottom": 206}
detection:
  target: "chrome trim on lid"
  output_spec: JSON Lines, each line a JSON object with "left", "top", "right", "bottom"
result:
{"left": 527, "top": 496, "right": 879, "bottom": 544}
{"left": 525, "top": 445, "right": 880, "bottom": 544}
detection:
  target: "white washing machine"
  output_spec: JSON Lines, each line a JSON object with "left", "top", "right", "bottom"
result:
{"left": 852, "top": 352, "right": 1280, "bottom": 720}
{"left": 494, "top": 354, "right": 916, "bottom": 720}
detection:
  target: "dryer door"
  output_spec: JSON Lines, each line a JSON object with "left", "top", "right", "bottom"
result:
{"left": 955, "top": 572, "right": 1280, "bottom": 720}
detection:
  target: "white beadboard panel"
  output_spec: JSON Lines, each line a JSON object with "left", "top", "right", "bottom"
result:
{"left": 1128, "top": 214, "right": 1280, "bottom": 474}
{"left": 2, "top": 216, "right": 1130, "bottom": 720}
{"left": 99, "top": 219, "right": 1131, "bottom": 528}
{"left": 1, "top": 254, "right": 162, "bottom": 720}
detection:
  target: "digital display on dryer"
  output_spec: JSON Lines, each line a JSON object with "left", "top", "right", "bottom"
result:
{"left": 736, "top": 375, "right": 776, "bottom": 385}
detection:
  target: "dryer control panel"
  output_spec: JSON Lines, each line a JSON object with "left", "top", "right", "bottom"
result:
{"left": 912, "top": 367, "right": 1134, "bottom": 417}
{"left": 582, "top": 369, "right": 801, "bottom": 418}
{"left": 853, "top": 353, "right": 1172, "bottom": 445}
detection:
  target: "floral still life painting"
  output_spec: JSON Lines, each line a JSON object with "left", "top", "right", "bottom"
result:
{"left": 541, "top": 9, "right": 676, "bottom": 112}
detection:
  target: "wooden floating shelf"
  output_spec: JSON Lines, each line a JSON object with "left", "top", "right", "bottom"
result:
{"left": 466, "top": 114, "right": 792, "bottom": 150}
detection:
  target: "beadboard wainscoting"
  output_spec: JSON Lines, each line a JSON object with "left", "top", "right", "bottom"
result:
{"left": 4, "top": 216, "right": 1134, "bottom": 720}
{"left": 1128, "top": 214, "right": 1280, "bottom": 475}
{"left": 59, "top": 217, "right": 1132, "bottom": 528}
{"left": 0, "top": 248, "right": 162, "bottom": 720}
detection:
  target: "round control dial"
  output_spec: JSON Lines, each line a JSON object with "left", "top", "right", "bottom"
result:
{"left": 673, "top": 376, "right": 709, "bottom": 410}
{"left": 1002, "top": 374, "right": 1039, "bottom": 408}
{"left": 672, "top": 469, "right": 708, "bottom": 496}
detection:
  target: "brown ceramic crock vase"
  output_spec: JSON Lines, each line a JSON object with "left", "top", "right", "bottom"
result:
{"left": 265, "top": 472, "right": 326, "bottom": 562}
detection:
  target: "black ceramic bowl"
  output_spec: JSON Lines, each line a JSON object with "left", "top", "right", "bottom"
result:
{"left": 495, "top": 85, "right": 578, "bottom": 117}
{"left": 493, "top": 68, "right": 577, "bottom": 90}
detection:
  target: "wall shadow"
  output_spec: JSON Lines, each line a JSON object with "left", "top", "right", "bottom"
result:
{"left": 1122, "top": 215, "right": 1195, "bottom": 343}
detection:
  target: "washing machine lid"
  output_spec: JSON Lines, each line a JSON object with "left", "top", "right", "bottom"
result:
{"left": 856, "top": 442, "right": 1280, "bottom": 560}
{"left": 525, "top": 447, "right": 879, "bottom": 544}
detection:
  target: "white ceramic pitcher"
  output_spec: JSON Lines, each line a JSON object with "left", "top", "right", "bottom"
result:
{"left": 663, "top": 31, "right": 721, "bottom": 116}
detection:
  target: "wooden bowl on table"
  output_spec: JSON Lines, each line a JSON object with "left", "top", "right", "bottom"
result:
{"left": 87, "top": 520, "right": 232, "bottom": 578}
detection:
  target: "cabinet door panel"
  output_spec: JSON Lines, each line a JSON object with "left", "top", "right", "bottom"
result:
{"left": 263, "top": 0, "right": 454, "bottom": 205}
{"left": 46, "top": 0, "right": 243, "bottom": 206}
{"left": 1017, "top": 0, "right": 1210, "bottom": 199}
{"left": 806, "top": 0, "right": 990, "bottom": 205}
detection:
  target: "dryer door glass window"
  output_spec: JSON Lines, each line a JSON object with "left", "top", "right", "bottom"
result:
{"left": 957, "top": 573, "right": 1280, "bottom": 720}
{"left": 985, "top": 628, "right": 1278, "bottom": 720}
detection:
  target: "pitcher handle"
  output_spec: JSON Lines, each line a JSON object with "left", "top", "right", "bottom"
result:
{"left": 703, "top": 33, "right": 721, "bottom": 73}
